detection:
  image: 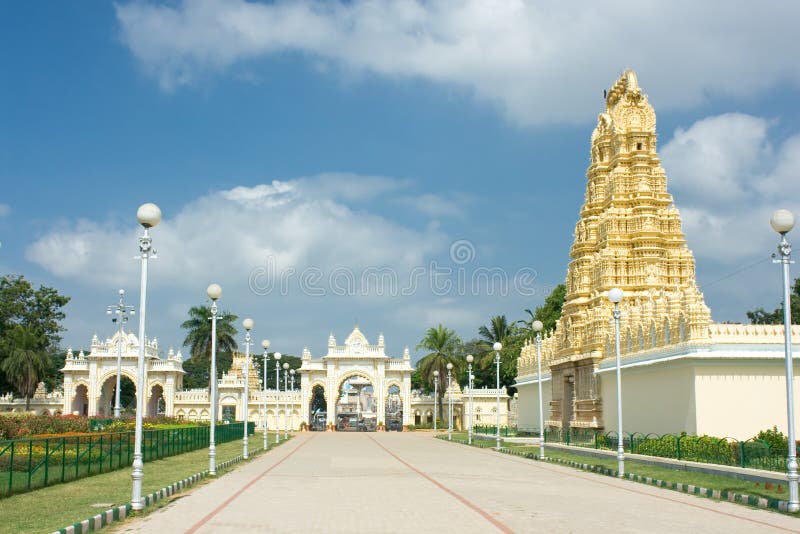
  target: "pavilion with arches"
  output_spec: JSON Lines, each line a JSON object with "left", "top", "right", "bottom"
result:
{"left": 61, "top": 330, "right": 184, "bottom": 417}
{"left": 299, "top": 326, "right": 414, "bottom": 430}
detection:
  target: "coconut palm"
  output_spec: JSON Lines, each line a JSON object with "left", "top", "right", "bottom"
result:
{"left": 0, "top": 325, "right": 50, "bottom": 410}
{"left": 416, "top": 325, "right": 464, "bottom": 420}
{"left": 180, "top": 305, "right": 238, "bottom": 388}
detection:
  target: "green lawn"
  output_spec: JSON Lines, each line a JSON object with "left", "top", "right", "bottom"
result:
{"left": 0, "top": 433, "right": 289, "bottom": 534}
{"left": 445, "top": 434, "right": 791, "bottom": 503}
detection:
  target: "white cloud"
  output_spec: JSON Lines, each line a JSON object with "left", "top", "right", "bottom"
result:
{"left": 25, "top": 173, "right": 447, "bottom": 291}
{"left": 398, "top": 192, "right": 469, "bottom": 219}
{"left": 661, "top": 114, "right": 800, "bottom": 264}
{"left": 116, "top": 0, "right": 800, "bottom": 125}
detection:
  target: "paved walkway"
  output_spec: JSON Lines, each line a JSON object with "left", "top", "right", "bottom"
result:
{"left": 117, "top": 432, "right": 800, "bottom": 533}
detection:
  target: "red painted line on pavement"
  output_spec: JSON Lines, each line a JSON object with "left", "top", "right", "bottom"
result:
{"left": 369, "top": 435, "right": 515, "bottom": 534}
{"left": 184, "top": 434, "right": 316, "bottom": 534}
{"left": 464, "top": 443, "right": 800, "bottom": 533}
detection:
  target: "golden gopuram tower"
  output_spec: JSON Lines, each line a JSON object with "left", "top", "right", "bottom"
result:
{"left": 518, "top": 70, "right": 711, "bottom": 430}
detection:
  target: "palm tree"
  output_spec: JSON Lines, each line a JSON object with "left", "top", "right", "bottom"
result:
{"left": 180, "top": 305, "right": 238, "bottom": 388}
{"left": 0, "top": 325, "right": 50, "bottom": 410}
{"left": 416, "top": 325, "right": 463, "bottom": 421}
{"left": 476, "top": 315, "right": 514, "bottom": 369}
{"left": 517, "top": 308, "right": 536, "bottom": 333}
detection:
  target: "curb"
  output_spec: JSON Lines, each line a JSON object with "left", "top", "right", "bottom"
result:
{"left": 50, "top": 447, "right": 266, "bottom": 534}
{"left": 440, "top": 437, "right": 795, "bottom": 514}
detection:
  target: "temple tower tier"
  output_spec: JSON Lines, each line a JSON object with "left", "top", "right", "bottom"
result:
{"left": 519, "top": 70, "right": 710, "bottom": 430}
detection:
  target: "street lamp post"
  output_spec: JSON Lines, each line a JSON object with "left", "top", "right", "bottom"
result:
{"left": 290, "top": 368, "right": 296, "bottom": 434}
{"left": 467, "top": 355, "right": 474, "bottom": 445}
{"left": 446, "top": 362, "right": 453, "bottom": 441}
{"left": 261, "top": 340, "right": 270, "bottom": 451}
{"left": 242, "top": 318, "right": 253, "bottom": 459}
{"left": 608, "top": 287, "right": 625, "bottom": 477}
{"left": 131, "top": 202, "right": 161, "bottom": 510}
{"left": 274, "top": 353, "right": 282, "bottom": 444}
{"left": 283, "top": 362, "right": 290, "bottom": 440}
{"left": 771, "top": 209, "right": 799, "bottom": 512}
{"left": 107, "top": 289, "right": 134, "bottom": 418}
{"left": 533, "top": 320, "right": 546, "bottom": 459}
{"left": 494, "top": 342, "right": 502, "bottom": 451}
{"left": 207, "top": 283, "right": 222, "bottom": 476}
{"left": 433, "top": 370, "right": 439, "bottom": 431}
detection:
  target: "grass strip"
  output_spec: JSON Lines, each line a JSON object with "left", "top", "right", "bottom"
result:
{"left": 0, "top": 433, "right": 288, "bottom": 534}
{"left": 441, "top": 433, "right": 792, "bottom": 507}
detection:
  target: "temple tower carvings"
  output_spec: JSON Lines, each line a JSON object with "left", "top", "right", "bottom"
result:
{"left": 519, "top": 70, "right": 711, "bottom": 430}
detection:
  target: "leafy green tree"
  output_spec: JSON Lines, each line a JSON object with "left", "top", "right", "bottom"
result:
{"left": 0, "top": 325, "right": 51, "bottom": 409}
{"left": 532, "top": 283, "right": 566, "bottom": 333}
{"left": 0, "top": 275, "right": 69, "bottom": 394}
{"left": 180, "top": 305, "right": 238, "bottom": 389}
{"left": 746, "top": 278, "right": 799, "bottom": 325}
{"left": 416, "top": 325, "right": 463, "bottom": 408}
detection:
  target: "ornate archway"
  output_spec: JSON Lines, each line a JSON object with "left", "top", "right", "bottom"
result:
{"left": 309, "top": 383, "right": 327, "bottom": 430}
{"left": 71, "top": 383, "right": 88, "bottom": 416}
{"left": 96, "top": 371, "right": 136, "bottom": 417}
{"left": 335, "top": 374, "right": 375, "bottom": 431}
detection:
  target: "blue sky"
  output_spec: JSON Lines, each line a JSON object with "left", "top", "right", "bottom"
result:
{"left": 1, "top": 1, "right": 799, "bottom": 360}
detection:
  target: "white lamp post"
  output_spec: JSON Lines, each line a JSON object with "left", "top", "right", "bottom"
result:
{"left": 131, "top": 202, "right": 161, "bottom": 510}
{"left": 771, "top": 209, "right": 799, "bottom": 512}
{"left": 532, "top": 320, "right": 545, "bottom": 459}
{"left": 261, "top": 339, "right": 270, "bottom": 451}
{"left": 608, "top": 287, "right": 625, "bottom": 477}
{"left": 290, "top": 368, "right": 296, "bottom": 433}
{"left": 274, "top": 352, "right": 282, "bottom": 444}
{"left": 467, "top": 355, "right": 474, "bottom": 445}
{"left": 242, "top": 318, "right": 253, "bottom": 459}
{"left": 107, "top": 289, "right": 135, "bottom": 418}
{"left": 283, "top": 362, "right": 290, "bottom": 439}
{"left": 206, "top": 283, "right": 222, "bottom": 476}
{"left": 433, "top": 370, "right": 439, "bottom": 431}
{"left": 494, "top": 342, "right": 502, "bottom": 451}
{"left": 446, "top": 362, "right": 453, "bottom": 441}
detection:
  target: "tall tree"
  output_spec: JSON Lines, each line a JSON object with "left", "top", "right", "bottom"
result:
{"left": 0, "top": 325, "right": 50, "bottom": 409}
{"left": 533, "top": 283, "right": 567, "bottom": 333}
{"left": 416, "top": 325, "right": 463, "bottom": 412}
{"left": 473, "top": 315, "right": 521, "bottom": 394}
{"left": 0, "top": 275, "right": 69, "bottom": 395}
{"left": 180, "top": 305, "right": 239, "bottom": 389}
{"left": 746, "top": 278, "right": 800, "bottom": 325}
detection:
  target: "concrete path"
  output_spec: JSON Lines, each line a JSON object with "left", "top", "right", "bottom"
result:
{"left": 116, "top": 432, "right": 800, "bottom": 533}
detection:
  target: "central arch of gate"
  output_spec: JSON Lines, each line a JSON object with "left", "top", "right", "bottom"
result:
{"left": 299, "top": 326, "right": 413, "bottom": 430}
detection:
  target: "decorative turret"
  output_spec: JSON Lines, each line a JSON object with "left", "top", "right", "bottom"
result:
{"left": 378, "top": 333, "right": 385, "bottom": 348}
{"left": 403, "top": 346, "right": 410, "bottom": 360}
{"left": 91, "top": 334, "right": 99, "bottom": 347}
{"left": 66, "top": 347, "right": 74, "bottom": 360}
{"left": 302, "top": 347, "right": 311, "bottom": 360}
{"left": 328, "top": 333, "right": 336, "bottom": 347}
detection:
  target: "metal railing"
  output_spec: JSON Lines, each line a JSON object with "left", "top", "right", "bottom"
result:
{"left": 541, "top": 427, "right": 794, "bottom": 473}
{"left": 473, "top": 424, "right": 514, "bottom": 437}
{"left": 0, "top": 422, "right": 254, "bottom": 497}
